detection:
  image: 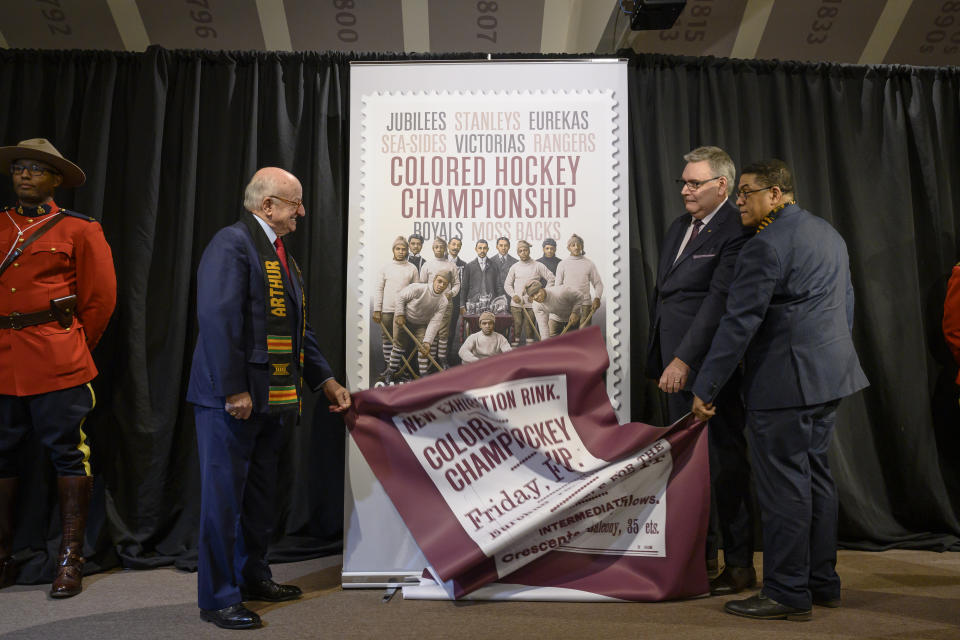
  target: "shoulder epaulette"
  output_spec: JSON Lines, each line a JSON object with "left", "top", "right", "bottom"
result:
{"left": 60, "top": 209, "right": 97, "bottom": 222}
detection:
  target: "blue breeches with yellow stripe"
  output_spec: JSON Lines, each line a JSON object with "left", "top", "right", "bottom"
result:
{"left": 0, "top": 383, "right": 95, "bottom": 477}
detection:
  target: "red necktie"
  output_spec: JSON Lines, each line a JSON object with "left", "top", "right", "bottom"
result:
{"left": 674, "top": 219, "right": 705, "bottom": 264}
{"left": 274, "top": 237, "right": 290, "bottom": 279}
{"left": 689, "top": 218, "right": 703, "bottom": 242}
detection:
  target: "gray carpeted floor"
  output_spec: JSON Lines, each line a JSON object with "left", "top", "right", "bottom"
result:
{"left": 1, "top": 550, "right": 958, "bottom": 639}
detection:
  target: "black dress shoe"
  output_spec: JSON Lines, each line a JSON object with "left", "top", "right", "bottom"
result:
{"left": 709, "top": 565, "right": 757, "bottom": 595}
{"left": 0, "top": 556, "right": 17, "bottom": 589}
{"left": 724, "top": 592, "right": 812, "bottom": 621}
{"left": 241, "top": 578, "right": 303, "bottom": 602}
{"left": 200, "top": 604, "right": 262, "bottom": 629}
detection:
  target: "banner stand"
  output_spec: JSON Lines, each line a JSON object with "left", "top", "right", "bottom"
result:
{"left": 342, "top": 59, "right": 630, "bottom": 592}
{"left": 342, "top": 437, "right": 428, "bottom": 588}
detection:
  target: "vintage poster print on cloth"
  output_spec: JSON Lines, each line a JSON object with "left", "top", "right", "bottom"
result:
{"left": 353, "top": 86, "right": 625, "bottom": 409}
{"left": 346, "top": 327, "right": 709, "bottom": 602}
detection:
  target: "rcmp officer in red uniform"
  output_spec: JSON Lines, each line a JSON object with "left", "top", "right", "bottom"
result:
{"left": 0, "top": 139, "right": 117, "bottom": 597}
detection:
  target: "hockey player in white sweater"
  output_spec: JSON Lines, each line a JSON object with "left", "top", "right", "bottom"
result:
{"left": 458, "top": 311, "right": 512, "bottom": 363}
{"left": 373, "top": 236, "right": 419, "bottom": 374}
{"left": 385, "top": 272, "right": 450, "bottom": 379}
{"left": 555, "top": 233, "right": 603, "bottom": 327}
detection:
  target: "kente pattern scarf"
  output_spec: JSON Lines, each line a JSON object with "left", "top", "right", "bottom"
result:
{"left": 241, "top": 214, "right": 305, "bottom": 412}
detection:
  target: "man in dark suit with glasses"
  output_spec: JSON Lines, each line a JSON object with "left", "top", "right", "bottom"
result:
{"left": 693, "top": 159, "right": 868, "bottom": 621}
{"left": 646, "top": 145, "right": 756, "bottom": 596}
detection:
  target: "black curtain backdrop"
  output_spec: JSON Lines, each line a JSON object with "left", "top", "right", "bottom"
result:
{"left": 0, "top": 47, "right": 958, "bottom": 583}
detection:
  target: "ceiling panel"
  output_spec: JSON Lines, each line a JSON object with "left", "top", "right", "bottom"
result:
{"left": 628, "top": 0, "right": 749, "bottom": 58}
{"left": 0, "top": 0, "right": 957, "bottom": 68}
{"left": 884, "top": 1, "right": 960, "bottom": 66}
{"left": 427, "top": 0, "right": 545, "bottom": 54}
{"left": 756, "top": 0, "right": 888, "bottom": 64}
{"left": 1, "top": 0, "right": 124, "bottom": 50}
{"left": 135, "top": 0, "right": 264, "bottom": 50}
{"left": 284, "top": 0, "right": 403, "bottom": 52}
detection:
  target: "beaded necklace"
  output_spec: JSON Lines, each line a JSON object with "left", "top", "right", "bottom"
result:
{"left": 755, "top": 200, "right": 795, "bottom": 234}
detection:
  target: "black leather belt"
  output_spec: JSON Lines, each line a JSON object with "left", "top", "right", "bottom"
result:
{"left": 0, "top": 309, "right": 59, "bottom": 330}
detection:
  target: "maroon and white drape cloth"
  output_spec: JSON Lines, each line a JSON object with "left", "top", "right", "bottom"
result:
{"left": 346, "top": 327, "right": 710, "bottom": 601}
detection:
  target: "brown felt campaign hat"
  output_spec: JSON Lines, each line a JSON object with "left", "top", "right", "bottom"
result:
{"left": 0, "top": 138, "right": 86, "bottom": 187}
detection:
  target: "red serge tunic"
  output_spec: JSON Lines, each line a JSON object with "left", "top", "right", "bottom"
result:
{"left": 0, "top": 201, "right": 117, "bottom": 396}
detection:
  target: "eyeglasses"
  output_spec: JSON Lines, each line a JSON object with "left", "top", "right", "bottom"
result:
{"left": 675, "top": 176, "right": 720, "bottom": 191}
{"left": 10, "top": 163, "right": 60, "bottom": 177}
{"left": 736, "top": 186, "right": 774, "bottom": 199}
{"left": 269, "top": 194, "right": 303, "bottom": 209}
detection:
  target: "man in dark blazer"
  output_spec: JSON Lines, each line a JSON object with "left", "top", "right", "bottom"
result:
{"left": 460, "top": 239, "right": 498, "bottom": 307}
{"left": 491, "top": 236, "right": 518, "bottom": 297}
{"left": 407, "top": 233, "right": 425, "bottom": 273}
{"left": 646, "top": 146, "right": 755, "bottom": 595}
{"left": 446, "top": 236, "right": 468, "bottom": 365}
{"left": 693, "top": 159, "right": 868, "bottom": 621}
{"left": 187, "top": 167, "right": 351, "bottom": 630}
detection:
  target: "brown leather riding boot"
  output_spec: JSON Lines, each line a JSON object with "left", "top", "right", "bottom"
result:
{"left": 0, "top": 477, "right": 17, "bottom": 589}
{"left": 50, "top": 475, "right": 93, "bottom": 598}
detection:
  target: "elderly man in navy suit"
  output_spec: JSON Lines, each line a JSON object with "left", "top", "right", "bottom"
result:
{"left": 187, "top": 167, "right": 351, "bottom": 630}
{"left": 646, "top": 146, "right": 755, "bottom": 594}
{"left": 693, "top": 159, "right": 868, "bottom": 621}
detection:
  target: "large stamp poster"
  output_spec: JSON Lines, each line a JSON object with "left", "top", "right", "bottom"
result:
{"left": 349, "top": 63, "right": 628, "bottom": 416}
{"left": 344, "top": 61, "right": 629, "bottom": 588}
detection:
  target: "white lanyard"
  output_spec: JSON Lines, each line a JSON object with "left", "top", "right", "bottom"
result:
{"left": 2, "top": 209, "right": 58, "bottom": 267}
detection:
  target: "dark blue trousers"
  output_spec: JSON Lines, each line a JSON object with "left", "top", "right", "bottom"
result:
{"left": 668, "top": 371, "right": 754, "bottom": 567}
{"left": 0, "top": 383, "right": 96, "bottom": 477}
{"left": 746, "top": 401, "right": 842, "bottom": 609}
{"left": 195, "top": 405, "right": 289, "bottom": 611}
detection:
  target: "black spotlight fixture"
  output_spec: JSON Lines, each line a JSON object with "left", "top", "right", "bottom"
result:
{"left": 629, "top": 0, "right": 687, "bottom": 31}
